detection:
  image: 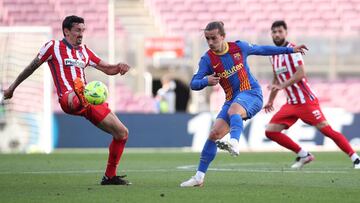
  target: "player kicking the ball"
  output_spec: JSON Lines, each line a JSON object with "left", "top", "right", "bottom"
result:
{"left": 264, "top": 20, "right": 360, "bottom": 169}
{"left": 3, "top": 15, "right": 132, "bottom": 185}
{"left": 180, "top": 21, "right": 308, "bottom": 187}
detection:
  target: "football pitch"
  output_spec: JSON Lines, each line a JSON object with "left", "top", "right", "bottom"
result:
{"left": 0, "top": 150, "right": 359, "bottom": 203}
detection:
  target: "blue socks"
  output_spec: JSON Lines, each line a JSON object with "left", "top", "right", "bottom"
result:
{"left": 197, "top": 139, "right": 217, "bottom": 173}
{"left": 230, "top": 114, "right": 243, "bottom": 141}
{"left": 197, "top": 114, "right": 243, "bottom": 174}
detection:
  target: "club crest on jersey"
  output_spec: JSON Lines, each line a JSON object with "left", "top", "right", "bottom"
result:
{"left": 64, "top": 58, "right": 86, "bottom": 68}
{"left": 233, "top": 53, "right": 241, "bottom": 61}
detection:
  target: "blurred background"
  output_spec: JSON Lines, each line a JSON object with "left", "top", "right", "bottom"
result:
{"left": 0, "top": 0, "right": 359, "bottom": 153}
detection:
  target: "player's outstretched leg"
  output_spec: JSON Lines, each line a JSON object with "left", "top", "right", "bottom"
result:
{"left": 216, "top": 114, "right": 242, "bottom": 157}
{"left": 265, "top": 131, "right": 314, "bottom": 169}
{"left": 319, "top": 125, "right": 360, "bottom": 169}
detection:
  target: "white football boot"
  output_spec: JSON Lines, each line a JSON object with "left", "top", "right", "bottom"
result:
{"left": 180, "top": 176, "right": 204, "bottom": 187}
{"left": 353, "top": 158, "right": 360, "bottom": 169}
{"left": 216, "top": 138, "right": 240, "bottom": 157}
{"left": 291, "top": 153, "right": 315, "bottom": 169}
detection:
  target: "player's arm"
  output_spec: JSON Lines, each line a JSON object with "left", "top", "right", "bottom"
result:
{"left": 94, "top": 60, "right": 130, "bottom": 76}
{"left": 238, "top": 41, "right": 308, "bottom": 56}
{"left": 190, "top": 57, "right": 218, "bottom": 90}
{"left": 3, "top": 57, "right": 43, "bottom": 100}
{"left": 264, "top": 73, "right": 280, "bottom": 113}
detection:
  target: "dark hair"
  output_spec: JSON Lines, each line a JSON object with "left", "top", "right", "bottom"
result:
{"left": 204, "top": 21, "right": 226, "bottom": 36}
{"left": 62, "top": 15, "right": 85, "bottom": 36}
{"left": 271, "top": 20, "right": 287, "bottom": 30}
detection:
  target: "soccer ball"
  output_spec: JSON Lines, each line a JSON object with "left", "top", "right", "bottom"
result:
{"left": 84, "top": 81, "right": 108, "bottom": 105}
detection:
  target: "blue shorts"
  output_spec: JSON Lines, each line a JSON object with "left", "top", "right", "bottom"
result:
{"left": 216, "top": 88, "right": 263, "bottom": 125}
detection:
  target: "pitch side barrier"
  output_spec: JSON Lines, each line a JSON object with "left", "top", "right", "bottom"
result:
{"left": 54, "top": 108, "right": 360, "bottom": 151}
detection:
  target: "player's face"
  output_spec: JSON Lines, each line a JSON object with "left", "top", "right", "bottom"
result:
{"left": 205, "top": 29, "right": 225, "bottom": 52}
{"left": 271, "top": 26, "right": 287, "bottom": 46}
{"left": 64, "top": 23, "right": 85, "bottom": 47}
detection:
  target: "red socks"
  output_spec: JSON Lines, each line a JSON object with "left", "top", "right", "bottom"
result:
{"left": 265, "top": 131, "right": 301, "bottom": 153}
{"left": 266, "top": 126, "right": 355, "bottom": 157}
{"left": 320, "top": 125, "right": 355, "bottom": 156}
{"left": 105, "top": 137, "right": 128, "bottom": 178}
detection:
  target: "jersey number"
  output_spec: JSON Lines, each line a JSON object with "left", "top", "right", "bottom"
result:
{"left": 312, "top": 110, "right": 322, "bottom": 120}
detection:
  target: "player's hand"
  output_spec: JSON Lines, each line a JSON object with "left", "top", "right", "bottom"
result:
{"left": 269, "top": 84, "right": 283, "bottom": 91}
{"left": 2, "top": 87, "right": 14, "bottom": 100}
{"left": 263, "top": 102, "right": 274, "bottom": 113}
{"left": 207, "top": 73, "right": 220, "bottom": 86}
{"left": 117, "top": 63, "right": 130, "bottom": 75}
{"left": 293, "top": 44, "right": 308, "bottom": 55}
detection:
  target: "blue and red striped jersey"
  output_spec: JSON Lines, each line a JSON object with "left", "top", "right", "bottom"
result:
{"left": 191, "top": 40, "right": 294, "bottom": 101}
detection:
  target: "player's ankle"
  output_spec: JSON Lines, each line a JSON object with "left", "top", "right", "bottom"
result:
{"left": 297, "top": 149, "right": 308, "bottom": 157}
{"left": 195, "top": 171, "right": 205, "bottom": 181}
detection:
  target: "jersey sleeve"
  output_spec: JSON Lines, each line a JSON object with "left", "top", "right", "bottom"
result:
{"left": 37, "top": 40, "right": 54, "bottom": 63}
{"left": 269, "top": 56, "right": 274, "bottom": 66}
{"left": 290, "top": 53, "right": 304, "bottom": 67}
{"left": 190, "top": 56, "right": 212, "bottom": 90}
{"left": 236, "top": 40, "right": 294, "bottom": 56}
{"left": 84, "top": 45, "right": 101, "bottom": 67}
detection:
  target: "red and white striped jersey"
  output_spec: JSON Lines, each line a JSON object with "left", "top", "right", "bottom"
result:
{"left": 270, "top": 42, "right": 317, "bottom": 104}
{"left": 37, "top": 39, "right": 101, "bottom": 97}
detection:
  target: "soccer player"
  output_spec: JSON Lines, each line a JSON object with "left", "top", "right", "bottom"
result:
{"left": 3, "top": 15, "right": 132, "bottom": 185}
{"left": 264, "top": 20, "right": 360, "bottom": 169}
{"left": 180, "top": 21, "right": 308, "bottom": 187}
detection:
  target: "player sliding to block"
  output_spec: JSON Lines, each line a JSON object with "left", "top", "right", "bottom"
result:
{"left": 180, "top": 21, "right": 308, "bottom": 187}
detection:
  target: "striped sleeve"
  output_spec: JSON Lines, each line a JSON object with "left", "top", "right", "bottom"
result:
{"left": 84, "top": 45, "right": 101, "bottom": 67}
{"left": 37, "top": 40, "right": 54, "bottom": 62}
{"left": 290, "top": 53, "right": 304, "bottom": 67}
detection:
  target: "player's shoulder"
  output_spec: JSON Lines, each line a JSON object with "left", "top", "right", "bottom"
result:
{"left": 287, "top": 42, "right": 296, "bottom": 48}
{"left": 234, "top": 40, "right": 246, "bottom": 46}
{"left": 200, "top": 52, "right": 211, "bottom": 64}
{"left": 39, "top": 40, "right": 56, "bottom": 52}
{"left": 234, "top": 40, "right": 254, "bottom": 50}
{"left": 82, "top": 44, "right": 89, "bottom": 49}
{"left": 42, "top": 40, "right": 56, "bottom": 46}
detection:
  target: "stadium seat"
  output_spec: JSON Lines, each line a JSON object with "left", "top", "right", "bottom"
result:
{"left": 146, "top": 0, "right": 360, "bottom": 36}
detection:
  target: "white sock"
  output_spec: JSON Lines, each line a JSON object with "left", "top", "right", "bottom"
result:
{"left": 297, "top": 149, "right": 308, "bottom": 157}
{"left": 230, "top": 138, "right": 239, "bottom": 144}
{"left": 350, "top": 153, "right": 359, "bottom": 162}
{"left": 195, "top": 171, "right": 205, "bottom": 181}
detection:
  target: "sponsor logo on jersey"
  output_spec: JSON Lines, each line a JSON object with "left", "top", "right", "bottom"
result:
{"left": 275, "top": 66, "right": 287, "bottom": 74}
{"left": 216, "top": 63, "right": 244, "bottom": 78}
{"left": 64, "top": 58, "right": 86, "bottom": 68}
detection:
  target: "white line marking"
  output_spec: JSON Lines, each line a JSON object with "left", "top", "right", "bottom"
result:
{"left": 0, "top": 166, "right": 351, "bottom": 175}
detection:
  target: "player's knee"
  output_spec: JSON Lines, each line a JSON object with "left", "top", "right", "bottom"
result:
{"left": 114, "top": 126, "right": 129, "bottom": 141}
{"left": 316, "top": 121, "right": 328, "bottom": 130}
{"left": 227, "top": 104, "right": 247, "bottom": 118}
{"left": 209, "top": 129, "right": 222, "bottom": 140}
{"left": 266, "top": 123, "right": 285, "bottom": 132}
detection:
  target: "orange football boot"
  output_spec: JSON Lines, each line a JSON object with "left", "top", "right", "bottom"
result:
{"left": 73, "top": 77, "right": 89, "bottom": 108}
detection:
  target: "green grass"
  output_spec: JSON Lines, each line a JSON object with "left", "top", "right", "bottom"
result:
{"left": 0, "top": 151, "right": 359, "bottom": 203}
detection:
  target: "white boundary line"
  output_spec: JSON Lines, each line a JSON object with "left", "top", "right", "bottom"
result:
{"left": 0, "top": 164, "right": 352, "bottom": 175}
